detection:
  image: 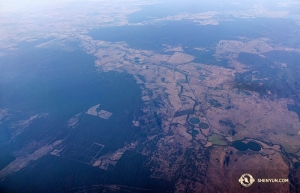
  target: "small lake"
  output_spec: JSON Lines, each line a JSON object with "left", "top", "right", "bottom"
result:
{"left": 232, "top": 141, "right": 248, "bottom": 151}
{"left": 247, "top": 141, "right": 261, "bottom": 151}
{"left": 189, "top": 117, "right": 200, "bottom": 124}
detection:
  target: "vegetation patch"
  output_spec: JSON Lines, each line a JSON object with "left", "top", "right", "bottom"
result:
{"left": 208, "top": 134, "right": 227, "bottom": 146}
{"left": 198, "top": 75, "right": 206, "bottom": 80}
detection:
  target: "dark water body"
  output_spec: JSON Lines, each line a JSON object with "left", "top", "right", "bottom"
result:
{"left": 236, "top": 51, "right": 300, "bottom": 100}
{"left": 223, "top": 156, "right": 230, "bottom": 166}
{"left": 0, "top": 155, "right": 107, "bottom": 193}
{"left": 0, "top": 151, "right": 168, "bottom": 193}
{"left": 199, "top": 122, "right": 209, "bottom": 129}
{"left": 127, "top": 0, "right": 264, "bottom": 23}
{"left": 247, "top": 141, "right": 261, "bottom": 151}
{"left": 232, "top": 141, "right": 248, "bottom": 151}
{"left": 189, "top": 117, "right": 200, "bottom": 124}
{"left": 0, "top": 41, "right": 164, "bottom": 192}
{"left": 108, "top": 150, "right": 169, "bottom": 189}
{"left": 0, "top": 149, "right": 15, "bottom": 171}
{"left": 192, "top": 129, "right": 199, "bottom": 136}
{"left": 0, "top": 44, "right": 142, "bottom": 148}
{"left": 89, "top": 18, "right": 300, "bottom": 55}
{"left": 136, "top": 74, "right": 146, "bottom": 82}
{"left": 294, "top": 162, "right": 300, "bottom": 169}
{"left": 288, "top": 104, "right": 300, "bottom": 121}
{"left": 233, "top": 141, "right": 261, "bottom": 151}
{"left": 88, "top": 18, "right": 300, "bottom": 69}
{"left": 184, "top": 48, "right": 230, "bottom": 67}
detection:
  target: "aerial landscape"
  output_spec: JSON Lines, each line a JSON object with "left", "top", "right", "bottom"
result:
{"left": 1, "top": 0, "right": 300, "bottom": 192}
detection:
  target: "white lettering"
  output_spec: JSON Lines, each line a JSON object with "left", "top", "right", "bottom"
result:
{"left": 257, "top": 178, "right": 289, "bottom": 183}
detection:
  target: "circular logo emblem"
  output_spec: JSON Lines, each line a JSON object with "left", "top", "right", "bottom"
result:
{"left": 239, "top": 173, "right": 255, "bottom": 187}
